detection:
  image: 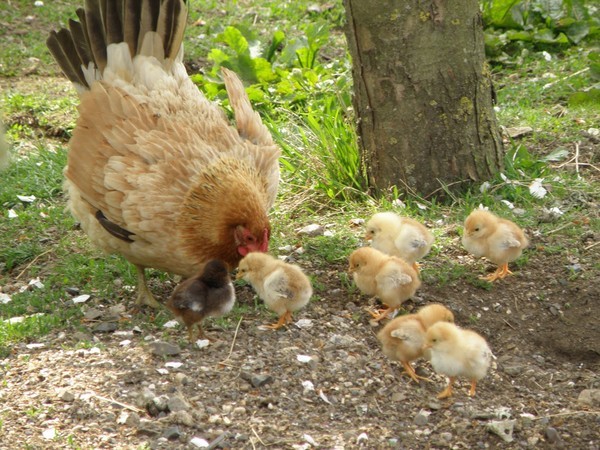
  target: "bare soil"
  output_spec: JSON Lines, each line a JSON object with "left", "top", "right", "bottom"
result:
{"left": 1, "top": 216, "right": 599, "bottom": 449}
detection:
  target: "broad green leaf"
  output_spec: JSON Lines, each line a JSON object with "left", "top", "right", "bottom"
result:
{"left": 564, "top": 21, "right": 590, "bottom": 43}
{"left": 539, "top": 148, "right": 569, "bottom": 162}
{"left": 219, "top": 26, "right": 249, "bottom": 56}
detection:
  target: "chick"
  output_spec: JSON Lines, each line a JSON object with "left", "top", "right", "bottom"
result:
{"left": 166, "top": 260, "right": 235, "bottom": 342}
{"left": 365, "top": 212, "right": 434, "bottom": 273}
{"left": 424, "top": 322, "right": 492, "bottom": 399}
{"left": 348, "top": 247, "right": 421, "bottom": 321}
{"left": 462, "top": 209, "right": 529, "bottom": 282}
{"left": 378, "top": 304, "right": 454, "bottom": 382}
{"left": 236, "top": 252, "right": 312, "bottom": 329}
{"left": 377, "top": 314, "right": 428, "bottom": 382}
{"left": 416, "top": 303, "right": 455, "bottom": 329}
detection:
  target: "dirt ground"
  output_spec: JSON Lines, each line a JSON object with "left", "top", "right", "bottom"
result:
{"left": 1, "top": 211, "right": 599, "bottom": 449}
{"left": 1, "top": 10, "right": 599, "bottom": 449}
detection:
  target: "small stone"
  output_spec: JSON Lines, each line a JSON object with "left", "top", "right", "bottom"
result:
{"left": 413, "top": 409, "right": 431, "bottom": 426}
{"left": 487, "top": 419, "right": 516, "bottom": 443}
{"left": 233, "top": 406, "right": 246, "bottom": 416}
{"left": 168, "top": 394, "right": 191, "bottom": 413}
{"left": 59, "top": 390, "right": 75, "bottom": 402}
{"left": 93, "top": 322, "right": 118, "bottom": 333}
{"left": 137, "top": 419, "right": 162, "bottom": 436}
{"left": 153, "top": 395, "right": 170, "bottom": 412}
{"left": 84, "top": 308, "right": 104, "bottom": 320}
{"left": 427, "top": 400, "right": 442, "bottom": 410}
{"left": 65, "top": 287, "right": 80, "bottom": 295}
{"left": 117, "top": 411, "right": 140, "bottom": 427}
{"left": 162, "top": 426, "right": 182, "bottom": 440}
{"left": 174, "top": 372, "right": 191, "bottom": 385}
{"left": 545, "top": 427, "right": 561, "bottom": 444}
{"left": 190, "top": 437, "right": 210, "bottom": 448}
{"left": 578, "top": 389, "right": 600, "bottom": 407}
{"left": 163, "top": 410, "right": 194, "bottom": 427}
{"left": 148, "top": 341, "right": 181, "bottom": 356}
{"left": 297, "top": 224, "right": 324, "bottom": 236}
{"left": 241, "top": 372, "right": 273, "bottom": 388}
{"left": 440, "top": 432, "right": 453, "bottom": 442}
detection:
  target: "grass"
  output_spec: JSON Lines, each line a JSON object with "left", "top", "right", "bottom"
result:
{"left": 1, "top": 0, "right": 598, "bottom": 354}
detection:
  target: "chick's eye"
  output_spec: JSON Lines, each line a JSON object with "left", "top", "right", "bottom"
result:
{"left": 474, "top": 227, "right": 480, "bottom": 232}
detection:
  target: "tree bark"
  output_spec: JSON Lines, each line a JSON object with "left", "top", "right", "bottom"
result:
{"left": 343, "top": 0, "right": 503, "bottom": 198}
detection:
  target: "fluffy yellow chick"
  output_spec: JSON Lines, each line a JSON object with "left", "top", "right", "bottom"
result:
{"left": 348, "top": 247, "right": 421, "bottom": 321}
{"left": 378, "top": 315, "right": 428, "bottom": 382}
{"left": 365, "top": 212, "right": 434, "bottom": 273}
{"left": 417, "top": 303, "right": 455, "bottom": 329}
{"left": 236, "top": 252, "right": 312, "bottom": 329}
{"left": 462, "top": 209, "right": 529, "bottom": 282}
{"left": 424, "top": 322, "right": 493, "bottom": 399}
{"left": 377, "top": 304, "right": 453, "bottom": 382}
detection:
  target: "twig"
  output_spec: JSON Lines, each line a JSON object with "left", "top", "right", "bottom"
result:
{"left": 574, "top": 141, "right": 580, "bottom": 177}
{"left": 534, "top": 410, "right": 600, "bottom": 419}
{"left": 542, "top": 68, "right": 589, "bottom": 90}
{"left": 15, "top": 249, "right": 53, "bottom": 280}
{"left": 502, "top": 318, "right": 516, "bottom": 330}
{"left": 584, "top": 241, "right": 600, "bottom": 251}
{"left": 546, "top": 223, "right": 573, "bottom": 235}
{"left": 251, "top": 426, "right": 267, "bottom": 447}
{"left": 219, "top": 316, "right": 243, "bottom": 365}
{"left": 91, "top": 393, "right": 145, "bottom": 413}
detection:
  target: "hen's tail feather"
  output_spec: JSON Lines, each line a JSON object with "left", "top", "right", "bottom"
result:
{"left": 47, "top": 0, "right": 188, "bottom": 89}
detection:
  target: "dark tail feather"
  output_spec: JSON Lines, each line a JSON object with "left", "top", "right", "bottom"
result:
{"left": 47, "top": 0, "right": 188, "bottom": 89}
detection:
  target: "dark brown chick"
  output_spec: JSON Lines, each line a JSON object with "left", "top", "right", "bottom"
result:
{"left": 166, "top": 260, "right": 235, "bottom": 342}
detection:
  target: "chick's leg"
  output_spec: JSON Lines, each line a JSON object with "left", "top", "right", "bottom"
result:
{"left": 135, "top": 265, "right": 161, "bottom": 308}
{"left": 367, "top": 306, "right": 396, "bottom": 322}
{"left": 481, "top": 263, "right": 513, "bottom": 282}
{"left": 264, "top": 311, "right": 292, "bottom": 330}
{"left": 412, "top": 262, "right": 421, "bottom": 275}
{"left": 468, "top": 379, "right": 478, "bottom": 397}
{"left": 437, "top": 377, "right": 456, "bottom": 399}
{"left": 401, "top": 361, "right": 432, "bottom": 383}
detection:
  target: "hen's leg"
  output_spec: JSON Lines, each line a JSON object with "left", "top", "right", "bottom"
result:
{"left": 135, "top": 265, "right": 161, "bottom": 308}
{"left": 437, "top": 377, "right": 455, "bottom": 399}
{"left": 481, "top": 263, "right": 512, "bottom": 282}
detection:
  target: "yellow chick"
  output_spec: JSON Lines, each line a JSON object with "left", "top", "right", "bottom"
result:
{"left": 236, "top": 252, "right": 312, "bottom": 329}
{"left": 377, "top": 315, "right": 428, "bottom": 382}
{"left": 462, "top": 209, "right": 529, "bottom": 282}
{"left": 348, "top": 247, "right": 421, "bottom": 321}
{"left": 424, "top": 322, "right": 493, "bottom": 399}
{"left": 416, "top": 303, "right": 455, "bottom": 329}
{"left": 377, "top": 304, "right": 453, "bottom": 382}
{"left": 365, "top": 212, "right": 434, "bottom": 273}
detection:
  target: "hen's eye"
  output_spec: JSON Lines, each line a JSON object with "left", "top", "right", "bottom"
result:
{"left": 247, "top": 236, "right": 256, "bottom": 243}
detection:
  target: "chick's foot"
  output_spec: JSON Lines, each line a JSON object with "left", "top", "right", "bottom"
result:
{"left": 481, "top": 263, "right": 513, "bottom": 282}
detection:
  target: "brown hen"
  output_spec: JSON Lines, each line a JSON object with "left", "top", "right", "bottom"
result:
{"left": 46, "top": 0, "right": 280, "bottom": 307}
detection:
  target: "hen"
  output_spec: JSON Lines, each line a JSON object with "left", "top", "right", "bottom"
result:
{"left": 236, "top": 252, "right": 312, "bottom": 329}
{"left": 46, "top": 0, "right": 280, "bottom": 307}
{"left": 166, "top": 260, "right": 235, "bottom": 343}
{"left": 462, "top": 209, "right": 528, "bottom": 282}
{"left": 348, "top": 247, "right": 420, "bottom": 321}
{"left": 365, "top": 212, "right": 434, "bottom": 273}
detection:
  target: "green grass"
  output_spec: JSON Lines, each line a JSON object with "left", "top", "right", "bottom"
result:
{"left": 1, "top": 0, "right": 598, "bottom": 353}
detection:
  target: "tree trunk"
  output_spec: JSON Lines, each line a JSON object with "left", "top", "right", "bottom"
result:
{"left": 343, "top": 0, "right": 503, "bottom": 198}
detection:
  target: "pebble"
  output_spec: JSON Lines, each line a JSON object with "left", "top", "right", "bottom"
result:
{"left": 297, "top": 224, "right": 324, "bottom": 236}
{"left": 545, "top": 427, "right": 561, "bottom": 444}
{"left": 137, "top": 419, "right": 162, "bottom": 436}
{"left": 93, "top": 322, "right": 118, "bottom": 333}
{"left": 413, "top": 409, "right": 431, "bottom": 426}
{"left": 168, "top": 394, "right": 191, "bottom": 412}
{"left": 174, "top": 372, "right": 191, "bottom": 385}
{"left": 148, "top": 341, "right": 182, "bottom": 356}
{"left": 153, "top": 395, "right": 170, "bottom": 412}
{"left": 241, "top": 372, "right": 273, "bottom": 388}
{"left": 487, "top": 419, "right": 516, "bottom": 443}
{"left": 59, "top": 390, "right": 75, "bottom": 402}
{"left": 578, "top": 389, "right": 600, "bottom": 407}
{"left": 162, "top": 426, "right": 182, "bottom": 440}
